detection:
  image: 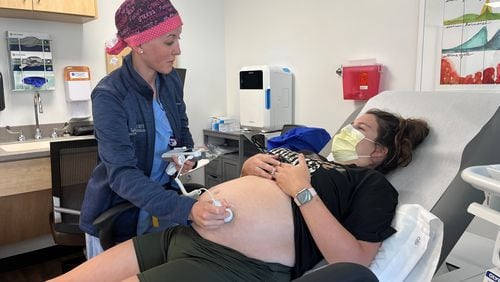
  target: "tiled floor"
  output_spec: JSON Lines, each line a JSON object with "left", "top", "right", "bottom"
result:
{"left": 0, "top": 246, "right": 85, "bottom": 282}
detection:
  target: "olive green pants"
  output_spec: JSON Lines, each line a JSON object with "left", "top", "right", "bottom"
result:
{"left": 133, "top": 226, "right": 291, "bottom": 282}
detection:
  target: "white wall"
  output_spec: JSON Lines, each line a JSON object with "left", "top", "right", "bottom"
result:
{"left": 0, "top": 0, "right": 422, "bottom": 142}
{"left": 224, "top": 0, "right": 422, "bottom": 134}
{"left": 0, "top": 0, "right": 226, "bottom": 147}
{"left": 172, "top": 0, "right": 226, "bottom": 145}
{"left": 0, "top": 19, "right": 90, "bottom": 126}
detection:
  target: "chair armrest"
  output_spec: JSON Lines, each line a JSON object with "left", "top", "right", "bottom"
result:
{"left": 54, "top": 207, "right": 81, "bottom": 216}
{"left": 93, "top": 202, "right": 135, "bottom": 250}
{"left": 468, "top": 202, "right": 500, "bottom": 226}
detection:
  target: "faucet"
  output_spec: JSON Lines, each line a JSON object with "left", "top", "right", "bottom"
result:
{"left": 34, "top": 91, "right": 43, "bottom": 139}
{"left": 51, "top": 122, "right": 69, "bottom": 138}
{"left": 5, "top": 126, "right": 26, "bottom": 142}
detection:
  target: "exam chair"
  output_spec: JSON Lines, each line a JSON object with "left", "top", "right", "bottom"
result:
{"left": 304, "top": 90, "right": 500, "bottom": 281}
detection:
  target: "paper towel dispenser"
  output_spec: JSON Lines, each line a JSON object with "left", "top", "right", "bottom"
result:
{"left": 64, "top": 66, "right": 92, "bottom": 102}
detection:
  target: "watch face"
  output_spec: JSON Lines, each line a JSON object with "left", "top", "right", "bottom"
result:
{"left": 297, "top": 189, "right": 312, "bottom": 204}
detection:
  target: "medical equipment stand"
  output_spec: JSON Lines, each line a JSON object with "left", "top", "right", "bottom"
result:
{"left": 462, "top": 165, "right": 500, "bottom": 282}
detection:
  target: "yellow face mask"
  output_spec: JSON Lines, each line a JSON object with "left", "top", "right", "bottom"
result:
{"left": 331, "top": 124, "right": 376, "bottom": 162}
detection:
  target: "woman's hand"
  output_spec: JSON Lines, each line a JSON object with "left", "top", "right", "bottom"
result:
{"left": 274, "top": 154, "right": 311, "bottom": 197}
{"left": 189, "top": 199, "right": 231, "bottom": 229}
{"left": 241, "top": 153, "right": 280, "bottom": 179}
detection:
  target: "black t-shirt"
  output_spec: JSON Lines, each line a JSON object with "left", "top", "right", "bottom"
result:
{"left": 269, "top": 148, "right": 398, "bottom": 278}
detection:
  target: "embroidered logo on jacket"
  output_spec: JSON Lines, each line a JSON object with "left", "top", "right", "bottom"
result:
{"left": 129, "top": 124, "right": 146, "bottom": 135}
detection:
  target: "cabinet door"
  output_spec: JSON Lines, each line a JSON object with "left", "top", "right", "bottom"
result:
{"left": 205, "top": 157, "right": 222, "bottom": 177}
{"left": 0, "top": 0, "right": 32, "bottom": 10}
{"left": 205, "top": 175, "right": 222, "bottom": 188}
{"left": 34, "top": 0, "right": 96, "bottom": 17}
{"left": 222, "top": 158, "right": 239, "bottom": 182}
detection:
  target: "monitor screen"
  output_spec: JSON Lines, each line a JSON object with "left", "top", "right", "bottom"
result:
{"left": 240, "top": 70, "right": 263, "bottom": 90}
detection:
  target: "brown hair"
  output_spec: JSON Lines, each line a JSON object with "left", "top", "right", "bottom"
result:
{"left": 366, "top": 109, "right": 430, "bottom": 174}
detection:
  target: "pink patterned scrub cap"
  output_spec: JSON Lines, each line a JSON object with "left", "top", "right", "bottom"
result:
{"left": 106, "top": 0, "right": 183, "bottom": 55}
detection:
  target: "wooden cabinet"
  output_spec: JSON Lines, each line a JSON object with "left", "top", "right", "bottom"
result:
{"left": 0, "top": 0, "right": 32, "bottom": 10}
{"left": 0, "top": 157, "right": 52, "bottom": 246}
{"left": 0, "top": 0, "right": 97, "bottom": 23}
{"left": 33, "top": 0, "right": 96, "bottom": 17}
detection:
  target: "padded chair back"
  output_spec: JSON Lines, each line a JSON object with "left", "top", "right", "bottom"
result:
{"left": 50, "top": 138, "right": 98, "bottom": 246}
{"left": 281, "top": 124, "right": 305, "bottom": 135}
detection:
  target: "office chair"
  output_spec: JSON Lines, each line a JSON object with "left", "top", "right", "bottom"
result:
{"left": 49, "top": 138, "right": 98, "bottom": 247}
{"left": 93, "top": 175, "right": 206, "bottom": 250}
{"left": 281, "top": 124, "right": 305, "bottom": 135}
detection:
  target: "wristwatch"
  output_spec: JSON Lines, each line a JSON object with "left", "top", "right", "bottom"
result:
{"left": 294, "top": 187, "right": 317, "bottom": 207}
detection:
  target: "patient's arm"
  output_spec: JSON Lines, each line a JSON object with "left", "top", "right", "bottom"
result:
{"left": 274, "top": 154, "right": 381, "bottom": 266}
{"left": 299, "top": 196, "right": 381, "bottom": 266}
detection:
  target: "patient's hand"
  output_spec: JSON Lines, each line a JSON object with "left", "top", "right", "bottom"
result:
{"left": 189, "top": 199, "right": 231, "bottom": 229}
{"left": 241, "top": 153, "right": 280, "bottom": 179}
{"left": 274, "top": 154, "right": 311, "bottom": 197}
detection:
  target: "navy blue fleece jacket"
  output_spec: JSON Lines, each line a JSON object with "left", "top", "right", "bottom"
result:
{"left": 79, "top": 54, "right": 195, "bottom": 242}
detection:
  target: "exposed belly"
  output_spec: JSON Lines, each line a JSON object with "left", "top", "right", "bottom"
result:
{"left": 192, "top": 176, "right": 295, "bottom": 266}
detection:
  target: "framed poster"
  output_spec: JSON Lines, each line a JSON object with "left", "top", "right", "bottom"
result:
{"left": 416, "top": 0, "right": 500, "bottom": 91}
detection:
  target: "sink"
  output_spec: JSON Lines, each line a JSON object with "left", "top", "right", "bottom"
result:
{"left": 0, "top": 136, "right": 94, "bottom": 154}
{"left": 0, "top": 140, "right": 51, "bottom": 152}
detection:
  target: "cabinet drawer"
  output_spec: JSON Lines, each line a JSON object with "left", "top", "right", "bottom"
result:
{"left": 222, "top": 158, "right": 239, "bottom": 182}
{"left": 205, "top": 157, "right": 222, "bottom": 176}
{"left": 205, "top": 175, "right": 221, "bottom": 188}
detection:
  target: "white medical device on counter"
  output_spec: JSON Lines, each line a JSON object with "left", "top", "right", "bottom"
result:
{"left": 239, "top": 65, "right": 293, "bottom": 132}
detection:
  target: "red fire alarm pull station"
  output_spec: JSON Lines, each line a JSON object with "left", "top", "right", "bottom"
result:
{"left": 342, "top": 64, "right": 382, "bottom": 100}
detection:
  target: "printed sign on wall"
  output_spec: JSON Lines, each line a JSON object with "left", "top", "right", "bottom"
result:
{"left": 440, "top": 0, "right": 500, "bottom": 86}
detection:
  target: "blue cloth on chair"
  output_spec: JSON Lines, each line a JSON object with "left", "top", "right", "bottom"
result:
{"left": 267, "top": 127, "right": 331, "bottom": 154}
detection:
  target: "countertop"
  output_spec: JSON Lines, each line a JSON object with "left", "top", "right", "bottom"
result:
{"left": 0, "top": 135, "right": 95, "bottom": 162}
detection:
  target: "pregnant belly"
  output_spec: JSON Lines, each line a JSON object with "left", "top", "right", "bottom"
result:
{"left": 193, "top": 176, "right": 295, "bottom": 267}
